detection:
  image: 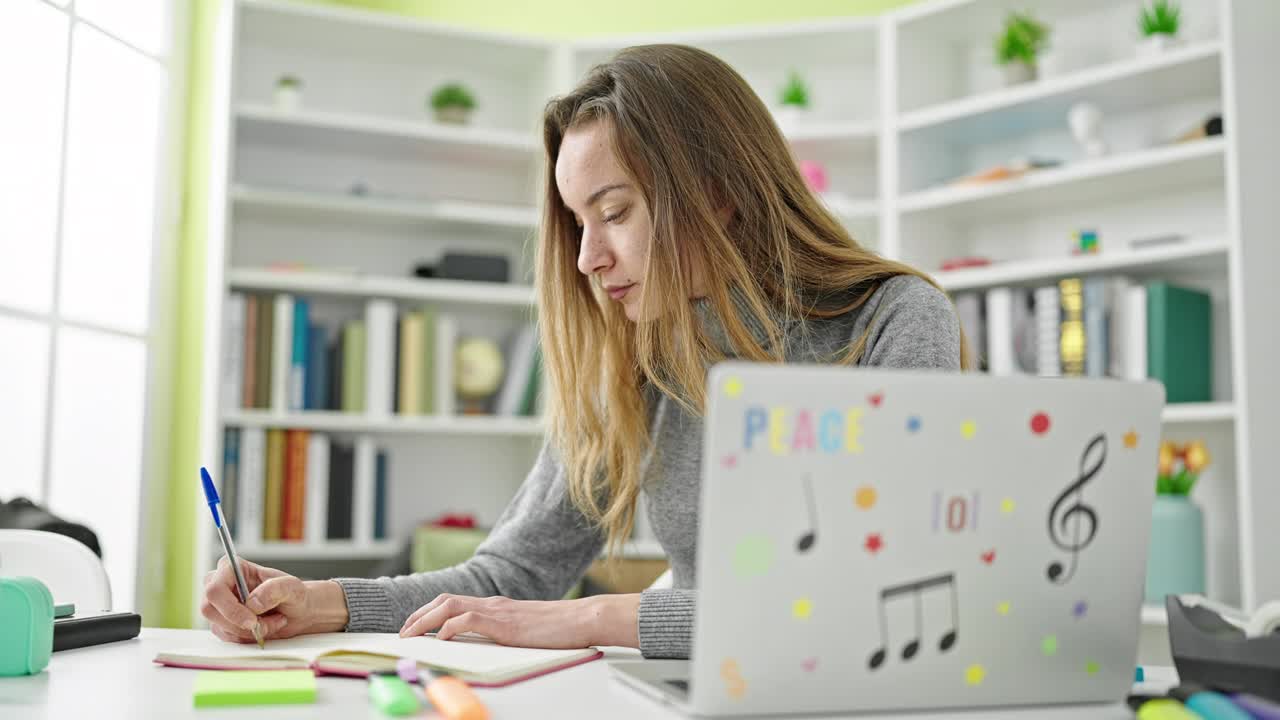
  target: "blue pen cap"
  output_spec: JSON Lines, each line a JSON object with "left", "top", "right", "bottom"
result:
{"left": 200, "top": 467, "right": 222, "bottom": 528}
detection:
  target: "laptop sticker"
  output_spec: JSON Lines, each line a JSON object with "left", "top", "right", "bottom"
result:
{"left": 980, "top": 550, "right": 996, "bottom": 565}
{"left": 996, "top": 601, "right": 1011, "bottom": 616}
{"left": 721, "top": 659, "right": 746, "bottom": 699}
{"left": 721, "top": 453, "right": 738, "bottom": 469}
{"left": 742, "top": 406, "right": 864, "bottom": 454}
{"left": 1000, "top": 497, "right": 1015, "bottom": 514}
{"left": 868, "top": 391, "right": 883, "bottom": 408}
{"left": 1073, "top": 600, "right": 1088, "bottom": 619}
{"left": 796, "top": 473, "right": 817, "bottom": 552}
{"left": 906, "top": 415, "right": 922, "bottom": 433}
{"left": 1085, "top": 661, "right": 1100, "bottom": 675}
{"left": 732, "top": 535, "right": 774, "bottom": 578}
{"left": 864, "top": 532, "right": 884, "bottom": 555}
{"left": 792, "top": 597, "right": 813, "bottom": 620}
{"left": 965, "top": 664, "right": 986, "bottom": 686}
{"left": 1041, "top": 635, "right": 1058, "bottom": 656}
{"left": 723, "top": 376, "right": 743, "bottom": 398}
{"left": 1031, "top": 411, "right": 1051, "bottom": 435}
{"left": 854, "top": 485, "right": 877, "bottom": 510}
{"left": 932, "top": 491, "right": 979, "bottom": 533}
{"left": 1046, "top": 433, "right": 1106, "bottom": 584}
{"left": 867, "top": 572, "right": 959, "bottom": 670}
{"left": 960, "top": 419, "right": 977, "bottom": 439}
{"left": 1124, "top": 429, "right": 1139, "bottom": 448}
{"left": 801, "top": 657, "right": 818, "bottom": 673}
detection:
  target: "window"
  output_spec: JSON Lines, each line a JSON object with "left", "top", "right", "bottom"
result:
{"left": 0, "top": 0, "right": 180, "bottom": 615}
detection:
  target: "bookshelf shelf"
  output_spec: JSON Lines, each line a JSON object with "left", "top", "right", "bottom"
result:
{"left": 899, "top": 138, "right": 1227, "bottom": 219}
{"left": 232, "top": 185, "right": 538, "bottom": 230}
{"left": 899, "top": 43, "right": 1222, "bottom": 140}
{"left": 224, "top": 410, "right": 545, "bottom": 437}
{"left": 935, "top": 238, "right": 1230, "bottom": 292}
{"left": 227, "top": 268, "right": 536, "bottom": 308}
{"left": 822, "top": 195, "right": 878, "bottom": 221}
{"left": 1141, "top": 605, "right": 1168, "bottom": 626}
{"left": 236, "top": 540, "right": 402, "bottom": 560}
{"left": 1162, "top": 402, "right": 1237, "bottom": 424}
{"left": 784, "top": 121, "right": 878, "bottom": 147}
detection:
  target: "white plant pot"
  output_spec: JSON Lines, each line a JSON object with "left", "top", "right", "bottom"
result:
{"left": 273, "top": 86, "right": 302, "bottom": 112}
{"left": 774, "top": 105, "right": 808, "bottom": 131}
{"left": 1001, "top": 62, "right": 1038, "bottom": 86}
{"left": 1137, "top": 34, "right": 1181, "bottom": 58}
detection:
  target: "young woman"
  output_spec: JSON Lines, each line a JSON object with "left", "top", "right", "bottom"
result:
{"left": 201, "top": 44, "right": 968, "bottom": 660}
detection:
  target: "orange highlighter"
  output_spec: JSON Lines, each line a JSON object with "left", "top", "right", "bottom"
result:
{"left": 421, "top": 669, "right": 490, "bottom": 720}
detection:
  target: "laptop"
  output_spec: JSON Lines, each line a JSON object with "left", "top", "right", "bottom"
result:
{"left": 610, "top": 363, "right": 1163, "bottom": 716}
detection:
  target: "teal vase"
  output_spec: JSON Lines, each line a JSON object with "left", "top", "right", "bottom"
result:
{"left": 1145, "top": 495, "right": 1206, "bottom": 604}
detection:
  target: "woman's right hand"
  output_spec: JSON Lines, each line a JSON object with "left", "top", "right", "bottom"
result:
{"left": 201, "top": 558, "right": 349, "bottom": 643}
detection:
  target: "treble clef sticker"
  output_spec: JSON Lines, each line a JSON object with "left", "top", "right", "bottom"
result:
{"left": 1046, "top": 433, "right": 1107, "bottom": 584}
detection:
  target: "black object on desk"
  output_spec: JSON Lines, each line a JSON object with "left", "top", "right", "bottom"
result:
{"left": 1166, "top": 594, "right": 1280, "bottom": 701}
{"left": 53, "top": 611, "right": 141, "bottom": 652}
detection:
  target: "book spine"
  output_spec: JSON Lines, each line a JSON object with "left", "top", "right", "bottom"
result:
{"left": 398, "top": 312, "right": 421, "bottom": 415}
{"left": 1034, "top": 285, "right": 1061, "bottom": 377}
{"left": 374, "top": 450, "right": 388, "bottom": 541}
{"left": 327, "top": 443, "right": 354, "bottom": 540}
{"left": 519, "top": 345, "right": 542, "bottom": 417}
{"left": 255, "top": 294, "right": 274, "bottom": 409}
{"left": 1083, "top": 277, "right": 1108, "bottom": 378}
{"left": 435, "top": 314, "right": 457, "bottom": 416}
{"left": 305, "top": 325, "right": 328, "bottom": 411}
{"left": 305, "top": 433, "right": 330, "bottom": 544}
{"left": 242, "top": 295, "right": 258, "bottom": 409}
{"left": 366, "top": 299, "right": 396, "bottom": 419}
{"left": 272, "top": 295, "right": 294, "bottom": 413}
{"left": 237, "top": 427, "right": 265, "bottom": 546}
{"left": 221, "top": 293, "right": 245, "bottom": 412}
{"left": 342, "top": 321, "right": 367, "bottom": 412}
{"left": 1058, "top": 278, "right": 1084, "bottom": 377}
{"left": 1107, "top": 277, "right": 1133, "bottom": 379}
{"left": 282, "top": 429, "right": 309, "bottom": 541}
{"left": 263, "top": 429, "right": 285, "bottom": 541}
{"left": 984, "top": 287, "right": 1014, "bottom": 376}
{"left": 1125, "top": 285, "right": 1149, "bottom": 381}
{"left": 353, "top": 437, "right": 376, "bottom": 544}
{"left": 290, "top": 298, "right": 309, "bottom": 412}
{"left": 496, "top": 324, "right": 537, "bottom": 415}
{"left": 328, "top": 328, "right": 344, "bottom": 411}
{"left": 222, "top": 428, "right": 240, "bottom": 540}
{"left": 420, "top": 307, "right": 436, "bottom": 414}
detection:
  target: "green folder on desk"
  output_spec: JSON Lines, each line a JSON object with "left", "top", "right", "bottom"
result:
{"left": 193, "top": 669, "right": 317, "bottom": 708}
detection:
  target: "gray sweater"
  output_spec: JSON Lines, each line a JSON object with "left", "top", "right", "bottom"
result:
{"left": 336, "top": 274, "right": 961, "bottom": 658}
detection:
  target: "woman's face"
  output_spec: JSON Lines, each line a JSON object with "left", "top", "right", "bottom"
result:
{"left": 555, "top": 122, "right": 655, "bottom": 322}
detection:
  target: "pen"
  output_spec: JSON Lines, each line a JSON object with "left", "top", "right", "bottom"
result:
{"left": 200, "top": 466, "right": 264, "bottom": 649}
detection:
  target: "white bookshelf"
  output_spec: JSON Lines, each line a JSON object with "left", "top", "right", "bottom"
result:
{"left": 194, "top": 0, "right": 1280, "bottom": 629}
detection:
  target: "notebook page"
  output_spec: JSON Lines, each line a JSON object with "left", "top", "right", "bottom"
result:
{"left": 334, "top": 633, "right": 596, "bottom": 677}
{"left": 157, "top": 631, "right": 359, "bottom": 664}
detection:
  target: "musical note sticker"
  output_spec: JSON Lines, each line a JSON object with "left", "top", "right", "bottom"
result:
{"left": 868, "top": 572, "right": 959, "bottom": 670}
{"left": 1046, "top": 434, "right": 1106, "bottom": 584}
{"left": 797, "top": 473, "right": 817, "bottom": 553}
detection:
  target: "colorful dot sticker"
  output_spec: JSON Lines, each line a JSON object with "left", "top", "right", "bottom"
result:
{"left": 801, "top": 657, "right": 818, "bottom": 673}
{"left": 1124, "top": 430, "right": 1140, "bottom": 449}
{"left": 1073, "top": 600, "right": 1089, "bottom": 619}
{"left": 1085, "top": 661, "right": 1100, "bottom": 675}
{"left": 721, "top": 658, "right": 747, "bottom": 699}
{"left": 854, "top": 485, "right": 878, "bottom": 510}
{"left": 1000, "top": 498, "right": 1016, "bottom": 514}
{"left": 868, "top": 392, "right": 884, "bottom": 408}
{"left": 721, "top": 454, "right": 738, "bottom": 469}
{"left": 724, "top": 377, "right": 744, "bottom": 398}
{"left": 864, "top": 532, "right": 884, "bottom": 555}
{"left": 961, "top": 420, "right": 977, "bottom": 439}
{"left": 1041, "top": 635, "right": 1058, "bottom": 656}
{"left": 792, "top": 597, "right": 813, "bottom": 620}
{"left": 732, "top": 535, "right": 774, "bottom": 578}
{"left": 996, "top": 601, "right": 1011, "bottom": 616}
{"left": 965, "top": 664, "right": 986, "bottom": 686}
{"left": 980, "top": 549, "right": 996, "bottom": 565}
{"left": 906, "top": 416, "right": 922, "bottom": 433}
{"left": 1030, "top": 412, "right": 1051, "bottom": 435}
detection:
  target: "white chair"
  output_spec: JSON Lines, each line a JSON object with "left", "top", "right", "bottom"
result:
{"left": 0, "top": 529, "right": 111, "bottom": 612}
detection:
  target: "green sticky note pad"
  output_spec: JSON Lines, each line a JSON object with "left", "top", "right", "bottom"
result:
{"left": 193, "top": 670, "right": 317, "bottom": 708}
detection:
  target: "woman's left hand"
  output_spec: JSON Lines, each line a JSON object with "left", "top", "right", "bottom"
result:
{"left": 399, "top": 593, "right": 640, "bottom": 649}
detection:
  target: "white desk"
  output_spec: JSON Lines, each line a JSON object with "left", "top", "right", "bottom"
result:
{"left": 0, "top": 629, "right": 1172, "bottom": 719}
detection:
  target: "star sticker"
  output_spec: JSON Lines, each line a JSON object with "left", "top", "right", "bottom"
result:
{"left": 1073, "top": 601, "right": 1088, "bottom": 619}
{"left": 864, "top": 533, "right": 883, "bottom": 555}
{"left": 1124, "top": 430, "right": 1139, "bottom": 449}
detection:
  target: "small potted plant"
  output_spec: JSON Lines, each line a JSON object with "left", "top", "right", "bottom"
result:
{"left": 775, "top": 71, "right": 810, "bottom": 130}
{"left": 994, "top": 12, "right": 1049, "bottom": 86}
{"left": 430, "top": 82, "right": 476, "bottom": 125}
{"left": 1138, "top": 0, "right": 1182, "bottom": 57}
{"left": 1144, "top": 439, "right": 1210, "bottom": 604}
{"left": 273, "top": 75, "right": 303, "bottom": 111}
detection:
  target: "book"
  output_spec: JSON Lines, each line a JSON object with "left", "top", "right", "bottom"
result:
{"left": 305, "top": 324, "right": 328, "bottom": 411}
{"left": 1147, "top": 281, "right": 1211, "bottom": 403}
{"left": 366, "top": 299, "right": 396, "bottom": 418}
{"left": 519, "top": 345, "right": 542, "bottom": 417}
{"left": 154, "top": 632, "right": 603, "bottom": 688}
{"left": 1123, "top": 283, "right": 1149, "bottom": 381}
{"left": 263, "top": 429, "right": 285, "bottom": 541}
{"left": 342, "top": 321, "right": 367, "bottom": 412}
{"left": 326, "top": 443, "right": 355, "bottom": 540}
{"left": 237, "top": 427, "right": 265, "bottom": 546}
{"left": 221, "top": 429, "right": 240, "bottom": 540}
{"left": 419, "top": 307, "right": 436, "bottom": 414}
{"left": 327, "top": 328, "right": 344, "bottom": 412}
{"left": 353, "top": 439, "right": 376, "bottom": 543}
{"left": 1010, "top": 288, "right": 1037, "bottom": 373}
{"left": 1083, "top": 277, "right": 1108, "bottom": 378}
{"left": 1033, "top": 285, "right": 1061, "bottom": 377}
{"left": 374, "top": 450, "right": 388, "bottom": 540}
{"left": 290, "top": 298, "right": 309, "bottom": 411}
{"left": 495, "top": 323, "right": 537, "bottom": 415}
{"left": 435, "top": 314, "right": 458, "bottom": 416}
{"left": 243, "top": 294, "right": 258, "bottom": 409}
{"left": 272, "top": 295, "right": 294, "bottom": 413}
{"left": 304, "top": 433, "right": 330, "bottom": 544}
{"left": 281, "top": 429, "right": 309, "bottom": 542}
{"left": 984, "top": 287, "right": 1014, "bottom": 376}
{"left": 221, "top": 293, "right": 245, "bottom": 412}
{"left": 192, "top": 669, "right": 316, "bottom": 708}
{"left": 254, "top": 294, "right": 273, "bottom": 409}
{"left": 1058, "top": 278, "right": 1084, "bottom": 377}
{"left": 397, "top": 311, "right": 425, "bottom": 416}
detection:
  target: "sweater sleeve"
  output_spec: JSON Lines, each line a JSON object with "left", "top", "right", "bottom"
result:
{"left": 859, "top": 275, "right": 963, "bottom": 371}
{"left": 334, "top": 442, "right": 605, "bottom": 632}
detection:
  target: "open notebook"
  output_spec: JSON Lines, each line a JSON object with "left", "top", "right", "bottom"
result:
{"left": 154, "top": 632, "right": 602, "bottom": 688}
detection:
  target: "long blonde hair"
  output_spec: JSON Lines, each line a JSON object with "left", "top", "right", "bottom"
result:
{"left": 537, "top": 44, "right": 970, "bottom": 554}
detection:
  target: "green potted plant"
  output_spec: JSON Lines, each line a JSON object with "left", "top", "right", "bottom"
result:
{"left": 775, "top": 71, "right": 810, "bottom": 130}
{"left": 1138, "top": 0, "right": 1182, "bottom": 57}
{"left": 273, "top": 75, "right": 303, "bottom": 111}
{"left": 1145, "top": 439, "right": 1210, "bottom": 604}
{"left": 994, "top": 12, "right": 1049, "bottom": 86}
{"left": 430, "top": 82, "right": 477, "bottom": 125}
